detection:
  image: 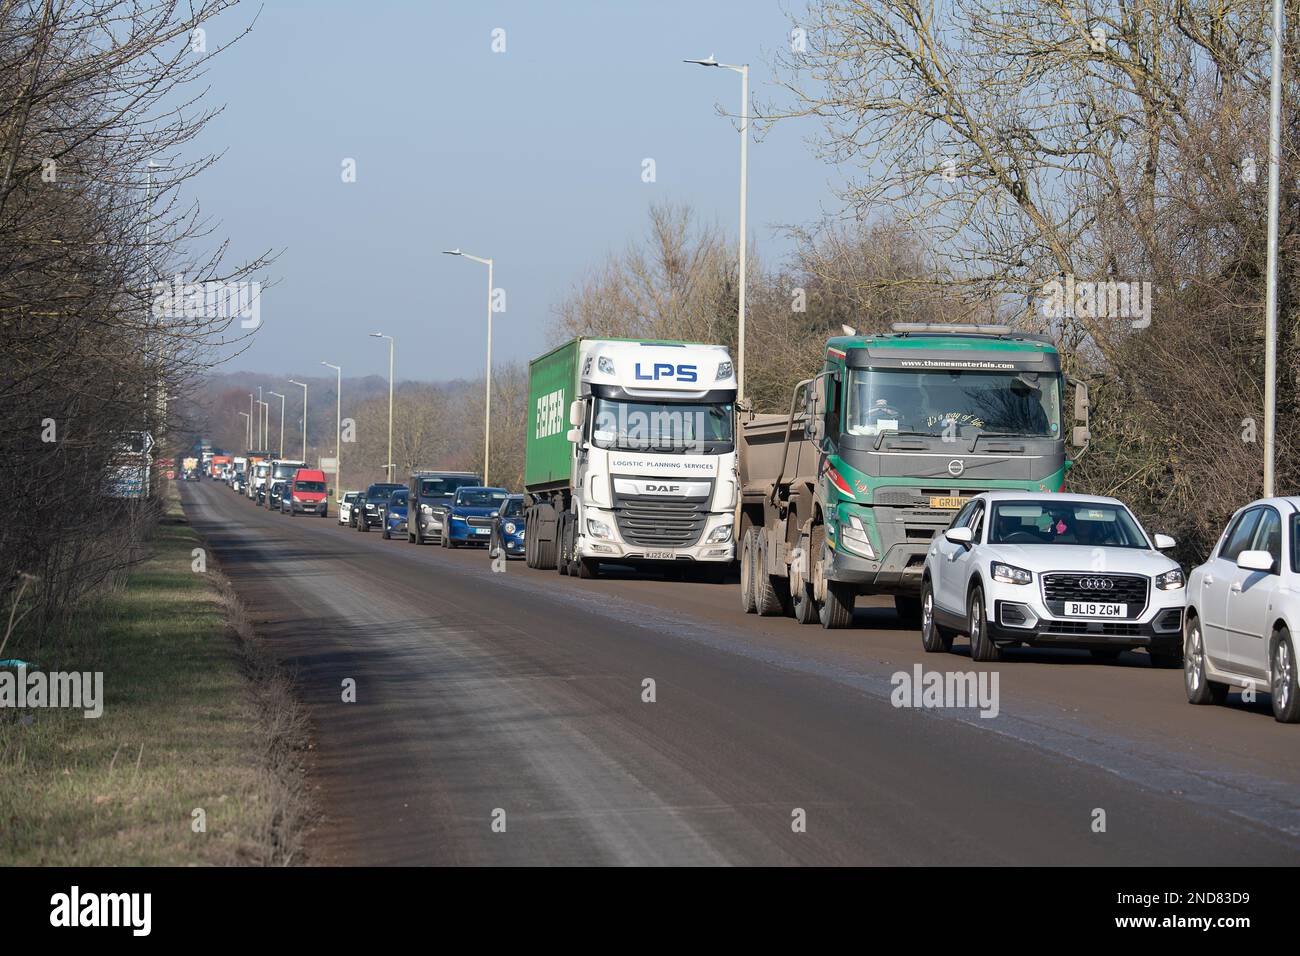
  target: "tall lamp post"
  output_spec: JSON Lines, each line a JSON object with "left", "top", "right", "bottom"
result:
{"left": 289, "top": 380, "right": 308, "bottom": 462}
{"left": 369, "top": 333, "right": 395, "bottom": 481}
{"left": 238, "top": 411, "right": 250, "bottom": 451}
{"left": 684, "top": 54, "right": 749, "bottom": 403}
{"left": 1264, "top": 0, "right": 1284, "bottom": 496}
{"left": 442, "top": 249, "right": 495, "bottom": 484}
{"left": 322, "top": 362, "right": 342, "bottom": 500}
{"left": 268, "top": 391, "right": 286, "bottom": 458}
{"left": 257, "top": 400, "right": 269, "bottom": 452}
{"left": 248, "top": 393, "right": 255, "bottom": 448}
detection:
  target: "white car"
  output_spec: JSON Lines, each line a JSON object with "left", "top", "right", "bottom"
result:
{"left": 337, "top": 491, "right": 361, "bottom": 526}
{"left": 921, "top": 492, "right": 1186, "bottom": 664}
{"left": 1184, "top": 497, "right": 1300, "bottom": 722}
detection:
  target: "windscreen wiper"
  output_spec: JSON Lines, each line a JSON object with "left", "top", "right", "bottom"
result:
{"left": 874, "top": 429, "right": 937, "bottom": 450}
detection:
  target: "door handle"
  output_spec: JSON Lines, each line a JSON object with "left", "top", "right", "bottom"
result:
{"left": 1230, "top": 582, "right": 1242, "bottom": 593}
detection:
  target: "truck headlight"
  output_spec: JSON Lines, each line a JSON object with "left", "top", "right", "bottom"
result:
{"left": 839, "top": 514, "right": 875, "bottom": 558}
{"left": 1155, "top": 568, "right": 1185, "bottom": 590}
{"left": 992, "top": 562, "right": 1032, "bottom": 585}
{"left": 587, "top": 518, "right": 613, "bottom": 539}
{"left": 706, "top": 524, "right": 732, "bottom": 543}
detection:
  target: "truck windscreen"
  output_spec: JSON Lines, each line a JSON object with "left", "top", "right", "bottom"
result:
{"left": 591, "top": 398, "right": 734, "bottom": 454}
{"left": 844, "top": 368, "right": 1061, "bottom": 439}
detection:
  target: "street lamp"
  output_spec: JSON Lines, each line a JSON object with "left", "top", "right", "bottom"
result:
{"left": 443, "top": 248, "right": 495, "bottom": 485}
{"left": 322, "top": 361, "right": 342, "bottom": 501}
{"left": 257, "top": 400, "right": 269, "bottom": 452}
{"left": 238, "top": 411, "right": 251, "bottom": 451}
{"left": 1264, "top": 0, "right": 1284, "bottom": 496}
{"left": 248, "top": 393, "right": 255, "bottom": 448}
{"left": 268, "top": 391, "right": 286, "bottom": 458}
{"left": 369, "top": 332, "right": 395, "bottom": 481}
{"left": 289, "top": 380, "right": 308, "bottom": 462}
{"left": 684, "top": 54, "right": 749, "bottom": 402}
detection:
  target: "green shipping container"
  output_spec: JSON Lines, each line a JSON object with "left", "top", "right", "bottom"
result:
{"left": 525, "top": 338, "right": 580, "bottom": 493}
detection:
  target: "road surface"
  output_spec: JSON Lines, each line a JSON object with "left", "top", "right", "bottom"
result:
{"left": 181, "top": 480, "right": 1300, "bottom": 865}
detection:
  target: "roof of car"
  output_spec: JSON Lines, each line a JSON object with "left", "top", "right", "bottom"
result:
{"left": 974, "top": 491, "right": 1127, "bottom": 506}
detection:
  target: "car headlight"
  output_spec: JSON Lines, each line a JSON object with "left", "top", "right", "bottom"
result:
{"left": 421, "top": 504, "right": 432, "bottom": 514}
{"left": 366, "top": 503, "right": 375, "bottom": 510}
{"left": 504, "top": 522, "right": 517, "bottom": 534}
{"left": 706, "top": 524, "right": 733, "bottom": 543}
{"left": 839, "top": 514, "right": 875, "bottom": 559}
{"left": 992, "top": 562, "right": 1033, "bottom": 585}
{"left": 1155, "top": 568, "right": 1185, "bottom": 590}
{"left": 587, "top": 517, "right": 612, "bottom": 539}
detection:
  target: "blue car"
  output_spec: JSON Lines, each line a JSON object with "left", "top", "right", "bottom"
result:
{"left": 440, "top": 486, "right": 509, "bottom": 548}
{"left": 488, "top": 495, "right": 526, "bottom": 561}
{"left": 381, "top": 489, "right": 409, "bottom": 540}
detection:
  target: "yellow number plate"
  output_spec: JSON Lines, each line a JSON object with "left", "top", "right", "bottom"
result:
{"left": 929, "top": 496, "right": 970, "bottom": 510}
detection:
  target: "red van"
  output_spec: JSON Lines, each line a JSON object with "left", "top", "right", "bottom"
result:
{"left": 284, "top": 468, "right": 329, "bottom": 517}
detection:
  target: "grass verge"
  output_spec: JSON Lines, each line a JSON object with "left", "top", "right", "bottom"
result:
{"left": 0, "top": 483, "right": 311, "bottom": 865}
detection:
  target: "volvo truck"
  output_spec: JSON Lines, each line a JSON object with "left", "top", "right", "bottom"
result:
{"left": 738, "top": 323, "right": 1090, "bottom": 628}
{"left": 523, "top": 338, "right": 738, "bottom": 579}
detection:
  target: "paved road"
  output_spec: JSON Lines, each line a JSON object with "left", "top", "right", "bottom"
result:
{"left": 181, "top": 481, "right": 1300, "bottom": 865}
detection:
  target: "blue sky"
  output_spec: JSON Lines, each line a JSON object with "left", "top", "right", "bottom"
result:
{"left": 194, "top": 0, "right": 838, "bottom": 380}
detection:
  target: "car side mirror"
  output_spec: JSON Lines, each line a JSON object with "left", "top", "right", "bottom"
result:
{"left": 944, "top": 526, "right": 974, "bottom": 546}
{"left": 1153, "top": 533, "right": 1176, "bottom": 550}
{"left": 1237, "top": 549, "right": 1274, "bottom": 573}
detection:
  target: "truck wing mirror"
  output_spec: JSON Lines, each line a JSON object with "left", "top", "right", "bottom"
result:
{"left": 568, "top": 400, "right": 584, "bottom": 428}
{"left": 566, "top": 427, "right": 581, "bottom": 444}
{"left": 1071, "top": 425, "right": 1090, "bottom": 448}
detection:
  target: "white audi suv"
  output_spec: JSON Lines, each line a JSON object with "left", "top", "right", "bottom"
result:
{"left": 921, "top": 492, "right": 1186, "bottom": 664}
{"left": 1184, "top": 497, "right": 1300, "bottom": 722}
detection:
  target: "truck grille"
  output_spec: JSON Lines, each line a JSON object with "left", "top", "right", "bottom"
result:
{"left": 1042, "top": 573, "right": 1148, "bottom": 619}
{"left": 613, "top": 494, "right": 709, "bottom": 548}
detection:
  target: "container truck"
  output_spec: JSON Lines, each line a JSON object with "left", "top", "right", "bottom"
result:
{"left": 737, "top": 323, "right": 1091, "bottom": 628}
{"left": 523, "top": 337, "right": 738, "bottom": 579}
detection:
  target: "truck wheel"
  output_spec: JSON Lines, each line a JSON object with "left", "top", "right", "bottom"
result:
{"left": 531, "top": 503, "right": 558, "bottom": 570}
{"left": 557, "top": 513, "right": 571, "bottom": 575}
{"left": 919, "top": 579, "right": 954, "bottom": 653}
{"left": 789, "top": 532, "right": 818, "bottom": 625}
{"left": 754, "top": 532, "right": 786, "bottom": 617}
{"left": 968, "top": 585, "right": 1000, "bottom": 662}
{"left": 739, "top": 528, "right": 758, "bottom": 614}
{"left": 577, "top": 557, "right": 600, "bottom": 579}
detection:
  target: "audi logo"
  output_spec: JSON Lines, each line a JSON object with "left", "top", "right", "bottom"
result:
{"left": 1079, "top": 577, "right": 1113, "bottom": 590}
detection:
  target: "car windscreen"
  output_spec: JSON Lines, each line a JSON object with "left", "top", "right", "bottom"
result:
{"left": 456, "top": 490, "right": 508, "bottom": 508}
{"left": 502, "top": 499, "right": 524, "bottom": 517}
{"left": 273, "top": 463, "right": 305, "bottom": 479}
{"left": 988, "top": 501, "right": 1148, "bottom": 548}
{"left": 390, "top": 493, "right": 408, "bottom": 507}
{"left": 367, "top": 484, "right": 405, "bottom": 499}
{"left": 419, "top": 476, "right": 479, "bottom": 498}
{"left": 294, "top": 481, "right": 326, "bottom": 493}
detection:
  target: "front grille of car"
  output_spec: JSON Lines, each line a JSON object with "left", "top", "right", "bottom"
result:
{"left": 612, "top": 491, "right": 709, "bottom": 548}
{"left": 466, "top": 516, "right": 494, "bottom": 528}
{"left": 1039, "top": 620, "right": 1142, "bottom": 636}
{"left": 1042, "top": 573, "right": 1149, "bottom": 620}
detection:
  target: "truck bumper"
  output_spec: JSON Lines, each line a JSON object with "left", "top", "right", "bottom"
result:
{"left": 828, "top": 542, "right": 928, "bottom": 595}
{"left": 578, "top": 509, "right": 735, "bottom": 563}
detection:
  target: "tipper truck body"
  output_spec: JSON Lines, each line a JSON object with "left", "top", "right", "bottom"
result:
{"left": 738, "top": 323, "right": 1091, "bottom": 628}
{"left": 523, "top": 337, "right": 738, "bottom": 579}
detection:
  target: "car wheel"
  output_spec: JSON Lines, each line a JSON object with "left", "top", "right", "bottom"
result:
{"left": 1271, "top": 628, "right": 1300, "bottom": 723}
{"left": 382, "top": 524, "right": 390, "bottom": 539}
{"left": 739, "top": 527, "right": 758, "bottom": 614}
{"left": 920, "top": 579, "right": 954, "bottom": 653}
{"left": 1184, "top": 615, "right": 1228, "bottom": 705}
{"left": 968, "top": 585, "right": 1000, "bottom": 662}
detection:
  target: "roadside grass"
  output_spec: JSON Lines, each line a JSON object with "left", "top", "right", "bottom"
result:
{"left": 0, "top": 484, "right": 310, "bottom": 865}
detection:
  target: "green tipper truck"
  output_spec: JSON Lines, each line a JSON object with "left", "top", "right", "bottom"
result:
{"left": 738, "top": 323, "right": 1090, "bottom": 628}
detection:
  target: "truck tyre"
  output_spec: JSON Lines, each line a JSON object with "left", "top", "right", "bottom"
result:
{"left": 739, "top": 528, "right": 758, "bottom": 614}
{"left": 534, "top": 504, "right": 558, "bottom": 570}
{"left": 557, "top": 513, "right": 571, "bottom": 575}
{"left": 919, "top": 579, "right": 954, "bottom": 653}
{"left": 809, "top": 525, "right": 854, "bottom": 629}
{"left": 968, "top": 585, "right": 1000, "bottom": 662}
{"left": 754, "top": 532, "right": 786, "bottom": 617}
{"left": 789, "top": 532, "right": 818, "bottom": 625}
{"left": 577, "top": 557, "right": 600, "bottom": 579}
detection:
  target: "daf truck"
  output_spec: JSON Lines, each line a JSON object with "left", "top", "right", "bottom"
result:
{"left": 523, "top": 338, "right": 738, "bottom": 579}
{"left": 738, "top": 323, "right": 1090, "bottom": 628}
